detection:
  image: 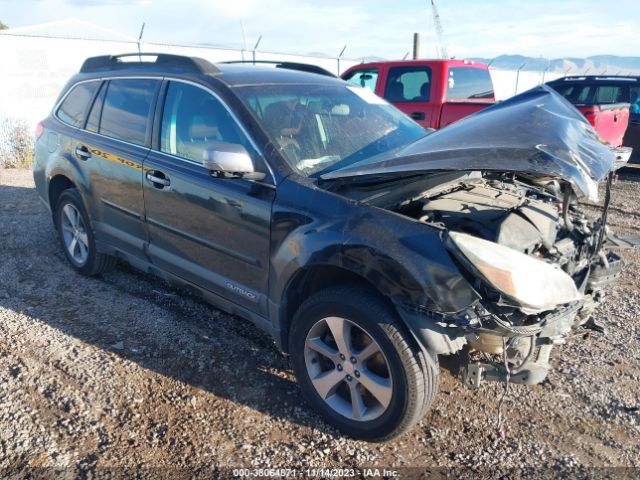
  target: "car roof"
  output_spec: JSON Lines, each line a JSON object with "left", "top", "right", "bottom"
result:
{"left": 215, "top": 64, "right": 345, "bottom": 87}
{"left": 74, "top": 53, "right": 345, "bottom": 88}
{"left": 548, "top": 75, "right": 640, "bottom": 85}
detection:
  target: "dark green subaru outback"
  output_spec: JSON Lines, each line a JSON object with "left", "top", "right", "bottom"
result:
{"left": 33, "top": 53, "right": 624, "bottom": 440}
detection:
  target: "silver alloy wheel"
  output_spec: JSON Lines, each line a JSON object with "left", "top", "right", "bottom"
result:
{"left": 60, "top": 203, "right": 89, "bottom": 265}
{"left": 304, "top": 316, "right": 393, "bottom": 422}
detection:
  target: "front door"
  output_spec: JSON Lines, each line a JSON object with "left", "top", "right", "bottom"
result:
{"left": 142, "top": 80, "right": 274, "bottom": 314}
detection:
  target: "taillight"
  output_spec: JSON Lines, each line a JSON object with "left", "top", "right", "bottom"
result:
{"left": 582, "top": 109, "right": 597, "bottom": 127}
{"left": 35, "top": 121, "right": 45, "bottom": 141}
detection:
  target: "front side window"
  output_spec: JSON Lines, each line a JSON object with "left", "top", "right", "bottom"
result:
{"left": 235, "top": 84, "right": 427, "bottom": 177}
{"left": 57, "top": 81, "right": 100, "bottom": 127}
{"left": 160, "top": 82, "right": 253, "bottom": 164}
{"left": 344, "top": 69, "right": 379, "bottom": 92}
{"left": 384, "top": 66, "right": 431, "bottom": 103}
{"left": 99, "top": 79, "right": 159, "bottom": 146}
{"left": 446, "top": 67, "right": 494, "bottom": 100}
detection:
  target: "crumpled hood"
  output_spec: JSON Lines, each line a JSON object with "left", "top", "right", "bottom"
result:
{"left": 321, "top": 85, "right": 617, "bottom": 200}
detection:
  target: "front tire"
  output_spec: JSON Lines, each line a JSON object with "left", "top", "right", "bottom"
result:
{"left": 55, "top": 188, "right": 116, "bottom": 276}
{"left": 289, "top": 284, "right": 438, "bottom": 441}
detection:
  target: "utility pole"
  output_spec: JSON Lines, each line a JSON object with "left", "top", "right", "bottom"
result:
{"left": 412, "top": 33, "right": 420, "bottom": 60}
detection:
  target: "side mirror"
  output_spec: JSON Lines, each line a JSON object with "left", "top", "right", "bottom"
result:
{"left": 202, "top": 142, "right": 265, "bottom": 180}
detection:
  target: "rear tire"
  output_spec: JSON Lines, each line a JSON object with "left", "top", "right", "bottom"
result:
{"left": 54, "top": 188, "right": 117, "bottom": 276}
{"left": 289, "top": 284, "right": 438, "bottom": 441}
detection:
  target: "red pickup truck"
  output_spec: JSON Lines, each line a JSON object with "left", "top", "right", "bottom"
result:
{"left": 341, "top": 59, "right": 495, "bottom": 129}
{"left": 547, "top": 76, "right": 634, "bottom": 148}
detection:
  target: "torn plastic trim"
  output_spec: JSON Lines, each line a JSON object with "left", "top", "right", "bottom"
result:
{"left": 321, "top": 85, "right": 618, "bottom": 202}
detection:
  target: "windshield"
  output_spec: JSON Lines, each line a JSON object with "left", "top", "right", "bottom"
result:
{"left": 234, "top": 84, "right": 427, "bottom": 176}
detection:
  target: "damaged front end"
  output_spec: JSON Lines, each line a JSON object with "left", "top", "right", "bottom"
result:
{"left": 399, "top": 170, "right": 623, "bottom": 388}
{"left": 324, "top": 85, "right": 631, "bottom": 388}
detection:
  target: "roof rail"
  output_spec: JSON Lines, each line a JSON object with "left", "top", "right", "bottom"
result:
{"left": 555, "top": 75, "right": 638, "bottom": 82}
{"left": 220, "top": 60, "right": 336, "bottom": 78}
{"left": 79, "top": 53, "right": 220, "bottom": 75}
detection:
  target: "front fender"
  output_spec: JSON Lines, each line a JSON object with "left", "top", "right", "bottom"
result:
{"left": 269, "top": 178, "right": 479, "bottom": 317}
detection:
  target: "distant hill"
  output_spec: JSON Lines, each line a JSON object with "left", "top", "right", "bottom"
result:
{"left": 470, "top": 54, "right": 640, "bottom": 75}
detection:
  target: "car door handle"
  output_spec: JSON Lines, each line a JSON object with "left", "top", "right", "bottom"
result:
{"left": 75, "top": 145, "right": 91, "bottom": 160}
{"left": 410, "top": 111, "right": 425, "bottom": 120}
{"left": 146, "top": 171, "right": 171, "bottom": 188}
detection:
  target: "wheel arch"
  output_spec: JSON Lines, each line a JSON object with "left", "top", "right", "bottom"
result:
{"left": 278, "top": 264, "right": 403, "bottom": 353}
{"left": 48, "top": 174, "right": 77, "bottom": 223}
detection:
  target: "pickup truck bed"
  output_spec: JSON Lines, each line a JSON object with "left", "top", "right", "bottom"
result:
{"left": 575, "top": 103, "right": 629, "bottom": 147}
{"left": 547, "top": 76, "right": 637, "bottom": 148}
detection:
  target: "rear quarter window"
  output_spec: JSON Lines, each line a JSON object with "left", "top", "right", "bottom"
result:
{"left": 552, "top": 84, "right": 627, "bottom": 105}
{"left": 56, "top": 81, "right": 100, "bottom": 127}
{"left": 446, "top": 67, "right": 494, "bottom": 100}
{"left": 99, "top": 79, "right": 160, "bottom": 146}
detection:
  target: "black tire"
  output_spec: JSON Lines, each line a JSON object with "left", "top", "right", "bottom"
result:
{"left": 54, "top": 188, "right": 117, "bottom": 276}
{"left": 289, "top": 284, "right": 438, "bottom": 441}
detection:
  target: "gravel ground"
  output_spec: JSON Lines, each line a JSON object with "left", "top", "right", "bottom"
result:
{"left": 0, "top": 168, "right": 639, "bottom": 478}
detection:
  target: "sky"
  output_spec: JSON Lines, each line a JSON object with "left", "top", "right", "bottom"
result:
{"left": 1, "top": 0, "right": 638, "bottom": 60}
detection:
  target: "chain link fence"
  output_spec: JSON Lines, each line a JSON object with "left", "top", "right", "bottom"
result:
{"left": 0, "top": 32, "right": 567, "bottom": 168}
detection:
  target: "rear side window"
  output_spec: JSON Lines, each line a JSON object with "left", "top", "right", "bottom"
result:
{"left": 160, "top": 82, "right": 253, "bottom": 164}
{"left": 344, "top": 69, "right": 379, "bottom": 92}
{"left": 446, "top": 67, "right": 494, "bottom": 100}
{"left": 99, "top": 79, "right": 159, "bottom": 146}
{"left": 56, "top": 81, "right": 100, "bottom": 127}
{"left": 384, "top": 66, "right": 431, "bottom": 103}
{"left": 554, "top": 84, "right": 627, "bottom": 106}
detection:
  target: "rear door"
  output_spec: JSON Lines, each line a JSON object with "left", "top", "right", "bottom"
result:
{"left": 382, "top": 65, "right": 436, "bottom": 128}
{"left": 73, "top": 78, "right": 161, "bottom": 260}
{"left": 142, "top": 80, "right": 274, "bottom": 315}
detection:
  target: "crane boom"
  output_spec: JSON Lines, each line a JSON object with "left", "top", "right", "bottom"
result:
{"left": 430, "top": 0, "right": 448, "bottom": 59}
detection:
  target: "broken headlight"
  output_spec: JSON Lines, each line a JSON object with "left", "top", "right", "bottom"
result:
{"left": 449, "top": 232, "right": 581, "bottom": 313}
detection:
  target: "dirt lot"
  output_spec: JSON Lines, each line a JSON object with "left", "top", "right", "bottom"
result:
{"left": 0, "top": 168, "right": 639, "bottom": 478}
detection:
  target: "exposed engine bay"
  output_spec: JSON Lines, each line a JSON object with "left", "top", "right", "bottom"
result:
{"left": 408, "top": 174, "right": 618, "bottom": 285}
{"left": 353, "top": 171, "right": 625, "bottom": 388}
